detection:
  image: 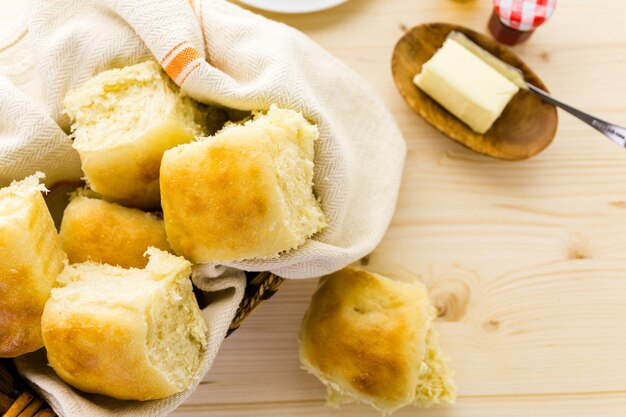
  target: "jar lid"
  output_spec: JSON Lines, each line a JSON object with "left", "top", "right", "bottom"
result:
{"left": 493, "top": 0, "right": 557, "bottom": 32}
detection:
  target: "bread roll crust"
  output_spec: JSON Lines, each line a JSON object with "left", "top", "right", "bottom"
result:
{"left": 161, "top": 136, "right": 290, "bottom": 262}
{"left": 0, "top": 173, "right": 66, "bottom": 358}
{"left": 300, "top": 267, "right": 430, "bottom": 412}
{"left": 60, "top": 195, "right": 171, "bottom": 268}
{"left": 43, "top": 304, "right": 167, "bottom": 399}
{"left": 299, "top": 267, "right": 456, "bottom": 413}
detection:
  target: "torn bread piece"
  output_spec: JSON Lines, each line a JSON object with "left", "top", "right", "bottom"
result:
{"left": 160, "top": 104, "right": 327, "bottom": 263}
{"left": 64, "top": 60, "right": 223, "bottom": 209}
{"left": 0, "top": 173, "right": 66, "bottom": 358}
{"left": 299, "top": 267, "right": 456, "bottom": 414}
{"left": 41, "top": 248, "right": 208, "bottom": 401}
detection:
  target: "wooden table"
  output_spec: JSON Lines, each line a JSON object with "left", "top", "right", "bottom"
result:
{"left": 3, "top": 0, "right": 626, "bottom": 416}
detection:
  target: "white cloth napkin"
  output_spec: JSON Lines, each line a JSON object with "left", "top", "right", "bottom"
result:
{"left": 1, "top": 0, "right": 407, "bottom": 415}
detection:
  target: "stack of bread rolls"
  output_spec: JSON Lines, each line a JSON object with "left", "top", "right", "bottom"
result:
{"left": 0, "top": 60, "right": 327, "bottom": 401}
{"left": 0, "top": 60, "right": 454, "bottom": 412}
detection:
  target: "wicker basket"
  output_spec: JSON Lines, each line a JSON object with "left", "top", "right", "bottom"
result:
{"left": 0, "top": 271, "right": 284, "bottom": 416}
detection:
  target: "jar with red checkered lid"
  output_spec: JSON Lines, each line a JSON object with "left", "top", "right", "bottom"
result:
{"left": 488, "top": 0, "right": 556, "bottom": 45}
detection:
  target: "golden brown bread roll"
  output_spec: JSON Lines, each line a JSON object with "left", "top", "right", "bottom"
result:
{"left": 299, "top": 267, "right": 456, "bottom": 414}
{"left": 0, "top": 173, "right": 66, "bottom": 358}
{"left": 160, "top": 105, "right": 327, "bottom": 263}
{"left": 41, "top": 248, "right": 208, "bottom": 401}
{"left": 63, "top": 61, "right": 221, "bottom": 210}
{"left": 59, "top": 193, "right": 172, "bottom": 268}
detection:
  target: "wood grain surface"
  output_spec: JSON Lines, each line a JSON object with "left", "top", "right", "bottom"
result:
{"left": 3, "top": 0, "right": 626, "bottom": 416}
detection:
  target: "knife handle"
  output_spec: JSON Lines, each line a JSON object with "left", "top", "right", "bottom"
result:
{"left": 527, "top": 83, "right": 626, "bottom": 148}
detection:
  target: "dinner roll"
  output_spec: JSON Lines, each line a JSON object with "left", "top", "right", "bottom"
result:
{"left": 0, "top": 173, "right": 66, "bottom": 358}
{"left": 160, "top": 105, "right": 327, "bottom": 263}
{"left": 64, "top": 60, "right": 219, "bottom": 210}
{"left": 299, "top": 267, "right": 456, "bottom": 414}
{"left": 41, "top": 248, "right": 208, "bottom": 401}
{"left": 60, "top": 193, "right": 172, "bottom": 268}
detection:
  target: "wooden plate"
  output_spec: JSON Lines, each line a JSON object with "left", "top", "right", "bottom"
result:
{"left": 392, "top": 23, "right": 558, "bottom": 160}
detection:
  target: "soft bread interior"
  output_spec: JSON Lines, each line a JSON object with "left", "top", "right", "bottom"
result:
{"left": 143, "top": 249, "right": 208, "bottom": 392}
{"left": 64, "top": 61, "right": 203, "bottom": 151}
{"left": 266, "top": 106, "right": 327, "bottom": 247}
{"left": 415, "top": 325, "right": 457, "bottom": 407}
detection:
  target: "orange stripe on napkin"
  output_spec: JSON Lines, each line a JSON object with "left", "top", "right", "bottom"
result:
{"left": 165, "top": 47, "right": 201, "bottom": 81}
{"left": 159, "top": 40, "right": 186, "bottom": 65}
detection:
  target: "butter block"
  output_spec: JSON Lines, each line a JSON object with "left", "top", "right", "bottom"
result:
{"left": 413, "top": 37, "right": 519, "bottom": 134}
